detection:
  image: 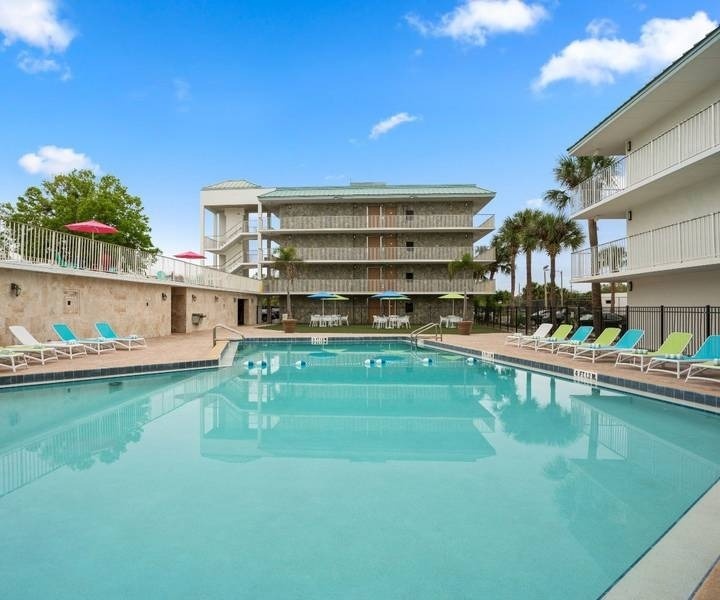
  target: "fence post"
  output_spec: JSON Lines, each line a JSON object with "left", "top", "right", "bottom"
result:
{"left": 660, "top": 305, "right": 665, "bottom": 342}
{"left": 706, "top": 305, "right": 711, "bottom": 339}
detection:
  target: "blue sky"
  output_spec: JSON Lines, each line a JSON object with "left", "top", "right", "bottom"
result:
{"left": 0, "top": 0, "right": 717, "bottom": 291}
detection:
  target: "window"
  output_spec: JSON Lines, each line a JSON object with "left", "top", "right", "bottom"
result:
{"left": 405, "top": 272, "right": 414, "bottom": 280}
{"left": 405, "top": 209, "right": 414, "bottom": 221}
{"left": 405, "top": 302, "right": 414, "bottom": 313}
{"left": 405, "top": 241, "right": 414, "bottom": 252}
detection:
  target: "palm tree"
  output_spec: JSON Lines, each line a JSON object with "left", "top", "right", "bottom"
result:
{"left": 514, "top": 209, "right": 544, "bottom": 329}
{"left": 544, "top": 154, "right": 615, "bottom": 328}
{"left": 448, "top": 252, "right": 478, "bottom": 321}
{"left": 495, "top": 216, "right": 523, "bottom": 305}
{"left": 537, "top": 213, "right": 585, "bottom": 324}
{"left": 273, "top": 246, "right": 301, "bottom": 318}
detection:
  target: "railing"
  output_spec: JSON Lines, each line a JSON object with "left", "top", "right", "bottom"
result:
{"left": 213, "top": 324, "right": 245, "bottom": 346}
{"left": 570, "top": 100, "right": 720, "bottom": 213}
{"left": 257, "top": 213, "right": 495, "bottom": 231}
{"left": 223, "top": 246, "right": 496, "bottom": 265}
{"left": 571, "top": 210, "right": 720, "bottom": 279}
{"left": 0, "top": 218, "right": 261, "bottom": 293}
{"left": 410, "top": 322, "right": 442, "bottom": 347}
{"left": 262, "top": 278, "right": 496, "bottom": 295}
{"left": 204, "top": 219, "right": 266, "bottom": 250}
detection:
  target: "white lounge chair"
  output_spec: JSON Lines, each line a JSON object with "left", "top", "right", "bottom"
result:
{"left": 0, "top": 348, "right": 28, "bottom": 372}
{"left": 9, "top": 325, "right": 87, "bottom": 360}
{"left": 505, "top": 323, "right": 552, "bottom": 346}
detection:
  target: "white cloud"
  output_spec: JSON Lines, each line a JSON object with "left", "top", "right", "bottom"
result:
{"left": 16, "top": 50, "right": 71, "bottom": 79}
{"left": 369, "top": 112, "right": 419, "bottom": 139}
{"left": 0, "top": 0, "right": 74, "bottom": 52}
{"left": 586, "top": 18, "right": 618, "bottom": 38}
{"left": 534, "top": 11, "right": 717, "bottom": 90}
{"left": 18, "top": 146, "right": 99, "bottom": 176}
{"left": 406, "top": 0, "right": 548, "bottom": 46}
{"left": 526, "top": 198, "right": 543, "bottom": 208}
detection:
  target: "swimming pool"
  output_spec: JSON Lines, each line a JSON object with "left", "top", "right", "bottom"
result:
{"left": 1, "top": 340, "right": 718, "bottom": 599}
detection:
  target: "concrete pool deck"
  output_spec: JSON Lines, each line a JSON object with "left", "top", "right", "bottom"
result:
{"left": 0, "top": 326, "right": 718, "bottom": 598}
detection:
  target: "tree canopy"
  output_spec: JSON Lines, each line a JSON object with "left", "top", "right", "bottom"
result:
{"left": 1, "top": 169, "right": 157, "bottom": 252}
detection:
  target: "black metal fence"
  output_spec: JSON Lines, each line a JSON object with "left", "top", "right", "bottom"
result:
{"left": 480, "top": 303, "right": 720, "bottom": 355}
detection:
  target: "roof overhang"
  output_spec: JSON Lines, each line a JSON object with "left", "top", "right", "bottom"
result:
{"left": 569, "top": 27, "right": 720, "bottom": 156}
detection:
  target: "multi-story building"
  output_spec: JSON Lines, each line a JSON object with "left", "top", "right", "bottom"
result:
{"left": 568, "top": 26, "right": 720, "bottom": 306}
{"left": 201, "top": 181, "right": 496, "bottom": 324}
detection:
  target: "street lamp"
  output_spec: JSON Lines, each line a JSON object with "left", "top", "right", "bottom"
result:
{"left": 559, "top": 270, "right": 564, "bottom": 306}
{"left": 543, "top": 265, "right": 549, "bottom": 309}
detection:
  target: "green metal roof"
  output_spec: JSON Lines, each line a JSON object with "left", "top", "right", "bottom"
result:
{"left": 202, "top": 179, "right": 260, "bottom": 191}
{"left": 259, "top": 182, "right": 494, "bottom": 199}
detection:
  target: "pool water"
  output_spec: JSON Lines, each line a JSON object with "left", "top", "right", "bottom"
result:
{"left": 1, "top": 341, "right": 719, "bottom": 599}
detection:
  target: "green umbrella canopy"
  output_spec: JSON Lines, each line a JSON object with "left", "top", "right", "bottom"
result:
{"left": 438, "top": 292, "right": 465, "bottom": 299}
{"left": 331, "top": 294, "right": 349, "bottom": 300}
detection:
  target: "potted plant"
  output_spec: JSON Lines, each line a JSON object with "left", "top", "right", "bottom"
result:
{"left": 448, "top": 252, "right": 479, "bottom": 335}
{"left": 273, "top": 246, "right": 301, "bottom": 333}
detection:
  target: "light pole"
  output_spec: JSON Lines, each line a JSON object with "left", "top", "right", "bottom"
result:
{"left": 559, "top": 270, "right": 564, "bottom": 306}
{"left": 543, "top": 265, "right": 549, "bottom": 309}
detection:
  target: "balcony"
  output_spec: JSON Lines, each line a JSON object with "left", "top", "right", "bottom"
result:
{"left": 262, "top": 278, "right": 496, "bottom": 295}
{"left": 0, "top": 219, "right": 261, "bottom": 293}
{"left": 571, "top": 211, "right": 720, "bottom": 281}
{"left": 570, "top": 100, "right": 720, "bottom": 218}
{"left": 259, "top": 214, "right": 495, "bottom": 233}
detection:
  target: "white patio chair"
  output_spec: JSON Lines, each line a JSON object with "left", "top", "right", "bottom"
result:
{"left": 310, "top": 314, "right": 321, "bottom": 327}
{"left": 340, "top": 315, "right": 349, "bottom": 326}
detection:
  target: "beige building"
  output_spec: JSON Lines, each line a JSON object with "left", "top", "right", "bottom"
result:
{"left": 568, "top": 27, "right": 720, "bottom": 306}
{"left": 201, "top": 181, "right": 496, "bottom": 324}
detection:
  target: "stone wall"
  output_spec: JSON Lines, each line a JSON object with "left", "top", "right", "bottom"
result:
{"left": 0, "top": 267, "right": 258, "bottom": 346}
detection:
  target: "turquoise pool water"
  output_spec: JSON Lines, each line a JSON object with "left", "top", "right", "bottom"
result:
{"left": 1, "top": 340, "right": 719, "bottom": 599}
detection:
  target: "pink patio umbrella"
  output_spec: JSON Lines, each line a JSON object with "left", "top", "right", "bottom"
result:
{"left": 64, "top": 219, "right": 118, "bottom": 240}
{"left": 174, "top": 250, "right": 206, "bottom": 260}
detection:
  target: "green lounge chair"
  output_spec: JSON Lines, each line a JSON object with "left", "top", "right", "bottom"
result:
{"left": 95, "top": 322, "right": 147, "bottom": 351}
{"left": 572, "top": 329, "right": 644, "bottom": 363}
{"left": 556, "top": 327, "right": 621, "bottom": 357}
{"left": 536, "top": 325, "right": 593, "bottom": 353}
{"left": 505, "top": 323, "right": 553, "bottom": 346}
{"left": 615, "top": 332, "right": 693, "bottom": 371}
{"left": 522, "top": 324, "right": 572, "bottom": 350}
{"left": 646, "top": 335, "right": 720, "bottom": 378}
{"left": 686, "top": 359, "right": 720, "bottom": 383}
{"left": 9, "top": 325, "right": 88, "bottom": 359}
{"left": 52, "top": 323, "right": 117, "bottom": 354}
{"left": 0, "top": 348, "right": 28, "bottom": 372}
{"left": 5, "top": 344, "right": 58, "bottom": 365}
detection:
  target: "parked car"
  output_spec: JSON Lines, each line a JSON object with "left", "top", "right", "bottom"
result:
{"left": 260, "top": 308, "right": 280, "bottom": 323}
{"left": 530, "top": 308, "right": 568, "bottom": 325}
{"left": 578, "top": 311, "right": 626, "bottom": 328}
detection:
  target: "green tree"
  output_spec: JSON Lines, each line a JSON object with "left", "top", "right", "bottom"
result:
{"left": 537, "top": 213, "right": 585, "bottom": 324}
{"left": 495, "top": 216, "right": 523, "bottom": 305}
{"left": 1, "top": 169, "right": 156, "bottom": 252}
{"left": 515, "top": 208, "right": 544, "bottom": 328}
{"left": 273, "top": 246, "right": 301, "bottom": 318}
{"left": 544, "top": 154, "right": 615, "bottom": 329}
{"left": 448, "top": 252, "right": 481, "bottom": 321}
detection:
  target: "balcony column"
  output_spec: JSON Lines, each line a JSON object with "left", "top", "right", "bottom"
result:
{"left": 257, "top": 200, "right": 264, "bottom": 278}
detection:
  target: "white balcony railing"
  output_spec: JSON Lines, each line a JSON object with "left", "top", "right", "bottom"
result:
{"left": 571, "top": 211, "right": 720, "bottom": 279}
{"left": 204, "top": 219, "right": 266, "bottom": 250}
{"left": 570, "top": 100, "right": 720, "bottom": 214}
{"left": 258, "top": 213, "right": 494, "bottom": 231}
{"left": 0, "top": 219, "right": 260, "bottom": 293}
{"left": 262, "top": 278, "right": 496, "bottom": 295}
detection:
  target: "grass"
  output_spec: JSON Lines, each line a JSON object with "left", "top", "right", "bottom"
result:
{"left": 260, "top": 323, "right": 498, "bottom": 334}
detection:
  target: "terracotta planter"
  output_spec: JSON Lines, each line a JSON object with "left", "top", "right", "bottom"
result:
{"left": 457, "top": 320, "right": 473, "bottom": 335}
{"left": 283, "top": 319, "right": 298, "bottom": 333}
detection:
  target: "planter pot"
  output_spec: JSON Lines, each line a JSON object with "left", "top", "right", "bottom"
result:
{"left": 283, "top": 319, "right": 298, "bottom": 333}
{"left": 457, "top": 320, "right": 473, "bottom": 335}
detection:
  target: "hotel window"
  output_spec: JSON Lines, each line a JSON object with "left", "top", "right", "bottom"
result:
{"left": 405, "top": 241, "right": 414, "bottom": 253}
{"left": 405, "top": 209, "right": 414, "bottom": 222}
{"left": 405, "top": 272, "right": 414, "bottom": 280}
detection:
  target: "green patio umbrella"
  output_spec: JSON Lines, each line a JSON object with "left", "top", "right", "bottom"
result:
{"left": 438, "top": 292, "right": 464, "bottom": 315}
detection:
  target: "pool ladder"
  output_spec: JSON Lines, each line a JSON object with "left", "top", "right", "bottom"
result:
{"left": 410, "top": 322, "right": 442, "bottom": 348}
{"left": 213, "top": 324, "right": 245, "bottom": 346}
